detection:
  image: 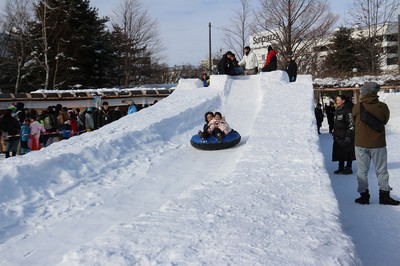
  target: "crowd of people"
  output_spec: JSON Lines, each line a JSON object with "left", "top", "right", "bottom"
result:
{"left": 0, "top": 100, "right": 142, "bottom": 158}
{"left": 215, "top": 45, "right": 297, "bottom": 82}
{"left": 315, "top": 82, "right": 399, "bottom": 206}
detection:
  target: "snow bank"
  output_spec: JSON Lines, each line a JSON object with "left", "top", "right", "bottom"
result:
{"left": 176, "top": 78, "right": 204, "bottom": 89}
{"left": 314, "top": 74, "right": 400, "bottom": 88}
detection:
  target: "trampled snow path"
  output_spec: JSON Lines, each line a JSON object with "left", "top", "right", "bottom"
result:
{"left": 321, "top": 92, "right": 400, "bottom": 266}
{"left": 1, "top": 72, "right": 363, "bottom": 265}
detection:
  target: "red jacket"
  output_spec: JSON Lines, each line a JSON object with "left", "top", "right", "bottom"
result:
{"left": 70, "top": 119, "right": 78, "bottom": 135}
{"left": 263, "top": 49, "right": 277, "bottom": 68}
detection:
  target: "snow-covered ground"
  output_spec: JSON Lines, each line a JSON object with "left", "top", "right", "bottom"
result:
{"left": 0, "top": 72, "right": 399, "bottom": 265}
{"left": 314, "top": 74, "right": 400, "bottom": 88}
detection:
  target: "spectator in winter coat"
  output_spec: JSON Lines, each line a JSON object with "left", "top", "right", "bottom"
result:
{"left": 60, "top": 120, "right": 72, "bottom": 139}
{"left": 352, "top": 82, "right": 399, "bottom": 205}
{"left": 201, "top": 73, "right": 210, "bottom": 87}
{"left": 113, "top": 107, "right": 123, "bottom": 120}
{"left": 0, "top": 108, "right": 20, "bottom": 158}
{"left": 285, "top": 56, "right": 297, "bottom": 82}
{"left": 214, "top": 111, "right": 232, "bottom": 136}
{"left": 127, "top": 100, "right": 138, "bottom": 114}
{"left": 325, "top": 101, "right": 335, "bottom": 134}
{"left": 314, "top": 103, "right": 324, "bottom": 134}
{"left": 238, "top": 46, "right": 259, "bottom": 75}
{"left": 58, "top": 107, "right": 69, "bottom": 130}
{"left": 43, "top": 106, "right": 59, "bottom": 147}
{"left": 230, "top": 54, "right": 243, "bottom": 75}
{"left": 69, "top": 112, "right": 78, "bottom": 136}
{"left": 261, "top": 46, "right": 278, "bottom": 72}
{"left": 85, "top": 108, "right": 95, "bottom": 132}
{"left": 29, "top": 116, "right": 45, "bottom": 150}
{"left": 332, "top": 95, "right": 355, "bottom": 175}
{"left": 77, "top": 110, "right": 86, "bottom": 132}
{"left": 15, "top": 102, "right": 26, "bottom": 124}
{"left": 217, "top": 51, "right": 235, "bottom": 75}
{"left": 20, "top": 118, "right": 31, "bottom": 154}
{"left": 98, "top": 101, "right": 114, "bottom": 128}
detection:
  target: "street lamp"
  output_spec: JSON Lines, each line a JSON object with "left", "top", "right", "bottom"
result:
{"left": 209, "top": 22, "right": 212, "bottom": 75}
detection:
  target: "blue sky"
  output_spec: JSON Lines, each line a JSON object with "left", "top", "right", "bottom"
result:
{"left": 93, "top": 0, "right": 353, "bottom": 66}
{"left": 1, "top": 0, "right": 353, "bottom": 66}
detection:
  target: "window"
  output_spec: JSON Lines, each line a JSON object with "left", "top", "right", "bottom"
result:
{"left": 386, "top": 34, "right": 398, "bottom": 42}
{"left": 387, "top": 57, "right": 398, "bottom": 65}
{"left": 386, "top": 45, "right": 398, "bottom": 54}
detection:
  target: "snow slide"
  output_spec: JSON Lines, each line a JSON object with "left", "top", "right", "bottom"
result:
{"left": 0, "top": 73, "right": 359, "bottom": 265}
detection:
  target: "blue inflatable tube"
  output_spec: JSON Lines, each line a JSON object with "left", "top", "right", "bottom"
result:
{"left": 190, "top": 130, "right": 241, "bottom": 150}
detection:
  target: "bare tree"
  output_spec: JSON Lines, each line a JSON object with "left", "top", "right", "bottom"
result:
{"left": 254, "top": 0, "right": 337, "bottom": 74}
{"left": 222, "top": 0, "right": 253, "bottom": 58}
{"left": 112, "top": 0, "right": 164, "bottom": 87}
{"left": 30, "top": 0, "right": 54, "bottom": 90}
{"left": 347, "top": 0, "right": 400, "bottom": 74}
{"left": 2, "top": 0, "right": 32, "bottom": 93}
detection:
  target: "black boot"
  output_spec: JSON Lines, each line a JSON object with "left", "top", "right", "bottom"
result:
{"left": 198, "top": 130, "right": 205, "bottom": 140}
{"left": 334, "top": 168, "right": 344, "bottom": 175}
{"left": 216, "top": 133, "right": 222, "bottom": 143}
{"left": 355, "top": 189, "right": 370, "bottom": 205}
{"left": 379, "top": 190, "right": 400, "bottom": 205}
{"left": 342, "top": 167, "right": 353, "bottom": 175}
{"left": 334, "top": 162, "right": 345, "bottom": 174}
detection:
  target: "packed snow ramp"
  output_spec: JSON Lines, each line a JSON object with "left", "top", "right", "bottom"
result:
{"left": 0, "top": 72, "right": 360, "bottom": 265}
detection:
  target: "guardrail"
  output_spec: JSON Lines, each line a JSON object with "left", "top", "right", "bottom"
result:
{"left": 0, "top": 88, "right": 175, "bottom": 111}
{"left": 0, "top": 88, "right": 175, "bottom": 101}
{"left": 313, "top": 85, "right": 400, "bottom": 92}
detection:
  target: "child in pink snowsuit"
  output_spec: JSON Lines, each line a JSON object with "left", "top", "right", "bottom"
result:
{"left": 214, "top": 111, "right": 232, "bottom": 135}
{"left": 29, "top": 118, "right": 45, "bottom": 150}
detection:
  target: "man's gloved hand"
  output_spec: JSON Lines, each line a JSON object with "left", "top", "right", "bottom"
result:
{"left": 344, "top": 137, "right": 352, "bottom": 144}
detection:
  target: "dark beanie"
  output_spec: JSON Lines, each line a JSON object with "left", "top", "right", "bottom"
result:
{"left": 268, "top": 46, "right": 272, "bottom": 51}
{"left": 360, "top": 82, "right": 380, "bottom": 96}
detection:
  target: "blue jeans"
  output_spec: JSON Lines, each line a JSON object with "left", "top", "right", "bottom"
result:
{"left": 355, "top": 146, "right": 390, "bottom": 193}
{"left": 5, "top": 137, "right": 19, "bottom": 158}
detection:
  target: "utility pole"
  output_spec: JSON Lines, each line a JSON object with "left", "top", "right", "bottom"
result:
{"left": 398, "top": 15, "right": 400, "bottom": 74}
{"left": 209, "top": 22, "right": 212, "bottom": 76}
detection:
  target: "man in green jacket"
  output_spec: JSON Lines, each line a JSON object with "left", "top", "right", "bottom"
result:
{"left": 352, "top": 82, "right": 399, "bottom": 205}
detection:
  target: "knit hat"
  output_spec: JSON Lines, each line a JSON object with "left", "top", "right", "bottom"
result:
{"left": 360, "top": 82, "right": 380, "bottom": 96}
{"left": 7, "top": 105, "right": 17, "bottom": 112}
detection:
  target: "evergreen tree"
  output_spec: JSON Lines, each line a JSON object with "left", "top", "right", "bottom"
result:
{"left": 26, "top": 0, "right": 110, "bottom": 89}
{"left": 323, "top": 27, "right": 380, "bottom": 76}
{"left": 352, "top": 34, "right": 373, "bottom": 74}
{"left": 324, "top": 27, "right": 358, "bottom": 75}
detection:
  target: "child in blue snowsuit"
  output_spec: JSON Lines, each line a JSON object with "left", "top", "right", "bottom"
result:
{"left": 61, "top": 121, "right": 72, "bottom": 139}
{"left": 20, "top": 118, "right": 31, "bottom": 154}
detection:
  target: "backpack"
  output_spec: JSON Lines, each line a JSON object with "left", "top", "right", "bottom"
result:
{"left": 360, "top": 103, "right": 384, "bottom": 132}
{"left": 44, "top": 116, "right": 54, "bottom": 130}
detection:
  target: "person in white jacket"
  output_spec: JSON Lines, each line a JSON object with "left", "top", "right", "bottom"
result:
{"left": 238, "top": 46, "right": 259, "bottom": 75}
